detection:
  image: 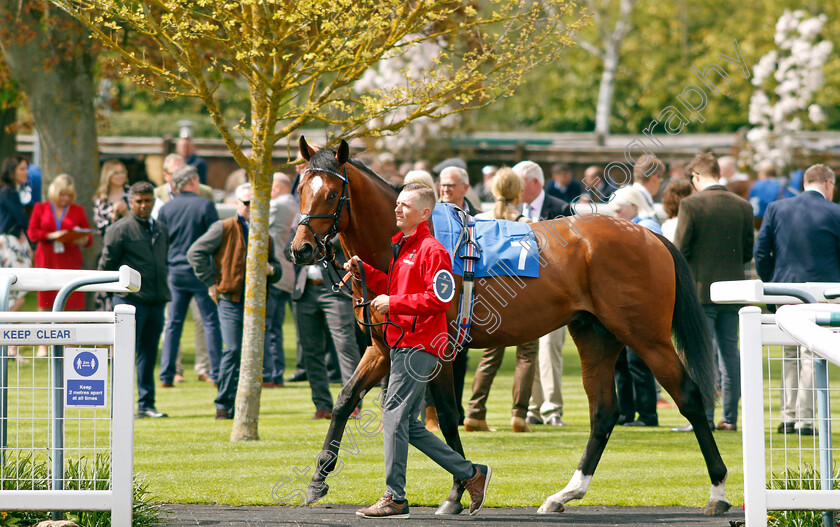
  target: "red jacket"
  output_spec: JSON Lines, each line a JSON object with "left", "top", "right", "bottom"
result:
{"left": 363, "top": 221, "right": 451, "bottom": 357}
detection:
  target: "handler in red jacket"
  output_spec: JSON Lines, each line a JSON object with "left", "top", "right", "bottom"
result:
{"left": 345, "top": 183, "right": 491, "bottom": 519}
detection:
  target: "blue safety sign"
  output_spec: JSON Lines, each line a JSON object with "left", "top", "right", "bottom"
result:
{"left": 73, "top": 351, "right": 99, "bottom": 377}
{"left": 64, "top": 347, "right": 108, "bottom": 408}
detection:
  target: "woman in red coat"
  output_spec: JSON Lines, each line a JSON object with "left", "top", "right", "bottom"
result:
{"left": 27, "top": 173, "right": 93, "bottom": 313}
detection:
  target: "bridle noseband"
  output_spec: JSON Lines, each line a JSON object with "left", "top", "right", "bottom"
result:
{"left": 298, "top": 165, "right": 349, "bottom": 263}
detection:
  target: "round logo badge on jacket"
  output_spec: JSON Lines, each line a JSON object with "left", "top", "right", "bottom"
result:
{"left": 433, "top": 269, "right": 455, "bottom": 302}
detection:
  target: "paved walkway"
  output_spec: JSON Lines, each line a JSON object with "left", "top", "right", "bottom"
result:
{"left": 162, "top": 504, "right": 745, "bottom": 526}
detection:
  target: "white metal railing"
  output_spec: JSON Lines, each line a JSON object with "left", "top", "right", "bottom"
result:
{"left": 0, "top": 267, "right": 140, "bottom": 526}
{"left": 713, "top": 280, "right": 840, "bottom": 527}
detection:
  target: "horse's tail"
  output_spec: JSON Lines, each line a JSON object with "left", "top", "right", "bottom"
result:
{"left": 657, "top": 234, "right": 716, "bottom": 410}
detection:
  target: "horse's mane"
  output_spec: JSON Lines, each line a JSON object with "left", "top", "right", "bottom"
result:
{"left": 309, "top": 147, "right": 401, "bottom": 193}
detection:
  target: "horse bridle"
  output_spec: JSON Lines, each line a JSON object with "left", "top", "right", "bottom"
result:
{"left": 297, "top": 164, "right": 405, "bottom": 349}
{"left": 297, "top": 165, "right": 350, "bottom": 265}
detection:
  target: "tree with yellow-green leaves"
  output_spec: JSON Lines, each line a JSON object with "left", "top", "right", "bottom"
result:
{"left": 50, "top": 0, "right": 587, "bottom": 441}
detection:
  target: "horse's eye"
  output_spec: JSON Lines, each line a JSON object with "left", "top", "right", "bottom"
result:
{"left": 327, "top": 191, "right": 338, "bottom": 201}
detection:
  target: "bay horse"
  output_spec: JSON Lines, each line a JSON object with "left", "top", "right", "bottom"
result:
{"left": 289, "top": 136, "right": 731, "bottom": 516}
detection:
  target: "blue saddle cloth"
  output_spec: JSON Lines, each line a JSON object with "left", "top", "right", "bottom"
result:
{"left": 431, "top": 203, "right": 540, "bottom": 278}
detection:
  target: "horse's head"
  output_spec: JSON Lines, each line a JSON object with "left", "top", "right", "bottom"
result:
{"left": 290, "top": 136, "right": 352, "bottom": 265}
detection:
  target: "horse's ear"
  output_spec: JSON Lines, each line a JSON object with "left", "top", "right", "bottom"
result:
{"left": 299, "top": 136, "right": 314, "bottom": 162}
{"left": 336, "top": 139, "right": 350, "bottom": 166}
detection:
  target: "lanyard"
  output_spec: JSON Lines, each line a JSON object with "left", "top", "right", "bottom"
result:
{"left": 50, "top": 202, "right": 68, "bottom": 230}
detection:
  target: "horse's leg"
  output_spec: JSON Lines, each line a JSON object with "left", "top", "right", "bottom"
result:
{"left": 305, "top": 343, "right": 390, "bottom": 505}
{"left": 632, "top": 342, "right": 730, "bottom": 515}
{"left": 428, "top": 360, "right": 467, "bottom": 515}
{"left": 539, "top": 317, "right": 623, "bottom": 514}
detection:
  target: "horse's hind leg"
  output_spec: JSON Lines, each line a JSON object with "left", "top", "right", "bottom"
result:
{"left": 305, "top": 343, "right": 390, "bottom": 505}
{"left": 634, "top": 342, "right": 730, "bottom": 515}
{"left": 539, "top": 318, "right": 624, "bottom": 514}
{"left": 428, "top": 359, "right": 466, "bottom": 515}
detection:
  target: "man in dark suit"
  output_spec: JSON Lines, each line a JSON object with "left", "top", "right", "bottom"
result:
{"left": 513, "top": 160, "right": 571, "bottom": 221}
{"left": 290, "top": 235, "right": 361, "bottom": 419}
{"left": 545, "top": 163, "right": 582, "bottom": 204}
{"left": 513, "top": 160, "right": 572, "bottom": 428}
{"left": 674, "top": 152, "right": 753, "bottom": 432}
{"left": 754, "top": 163, "right": 840, "bottom": 436}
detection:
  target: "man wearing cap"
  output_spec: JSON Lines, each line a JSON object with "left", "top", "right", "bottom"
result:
{"left": 188, "top": 183, "right": 282, "bottom": 420}
{"left": 157, "top": 164, "right": 222, "bottom": 388}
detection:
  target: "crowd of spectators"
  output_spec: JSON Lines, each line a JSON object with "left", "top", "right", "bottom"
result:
{"left": 0, "top": 143, "right": 837, "bottom": 434}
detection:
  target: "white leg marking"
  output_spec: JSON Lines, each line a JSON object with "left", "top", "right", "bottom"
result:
{"left": 709, "top": 473, "right": 728, "bottom": 503}
{"left": 547, "top": 470, "right": 592, "bottom": 505}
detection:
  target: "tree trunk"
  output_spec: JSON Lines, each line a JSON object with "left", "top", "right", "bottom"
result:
{"left": 0, "top": 3, "right": 99, "bottom": 253}
{"left": 229, "top": 91, "right": 273, "bottom": 442}
{"left": 0, "top": 105, "right": 15, "bottom": 160}
{"left": 594, "top": 45, "right": 618, "bottom": 139}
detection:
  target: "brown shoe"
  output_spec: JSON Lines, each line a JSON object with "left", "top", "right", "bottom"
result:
{"left": 262, "top": 382, "right": 277, "bottom": 388}
{"left": 462, "top": 464, "right": 492, "bottom": 515}
{"left": 511, "top": 416, "right": 531, "bottom": 433}
{"left": 174, "top": 374, "right": 185, "bottom": 383}
{"left": 716, "top": 421, "right": 737, "bottom": 431}
{"left": 312, "top": 409, "right": 332, "bottom": 420}
{"left": 160, "top": 382, "right": 174, "bottom": 388}
{"left": 356, "top": 494, "right": 409, "bottom": 518}
{"left": 198, "top": 373, "right": 212, "bottom": 383}
{"left": 215, "top": 409, "right": 231, "bottom": 420}
{"left": 464, "top": 417, "right": 496, "bottom": 432}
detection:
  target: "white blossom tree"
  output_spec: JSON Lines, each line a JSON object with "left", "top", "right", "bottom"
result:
{"left": 354, "top": 35, "right": 460, "bottom": 158}
{"left": 746, "top": 10, "right": 832, "bottom": 171}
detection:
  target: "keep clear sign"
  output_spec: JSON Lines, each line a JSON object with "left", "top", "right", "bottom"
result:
{"left": 64, "top": 347, "right": 108, "bottom": 408}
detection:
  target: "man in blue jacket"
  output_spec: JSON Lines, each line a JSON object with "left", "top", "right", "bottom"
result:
{"left": 754, "top": 163, "right": 840, "bottom": 436}
{"left": 157, "top": 165, "right": 222, "bottom": 387}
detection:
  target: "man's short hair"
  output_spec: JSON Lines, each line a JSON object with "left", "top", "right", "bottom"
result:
{"left": 804, "top": 164, "right": 835, "bottom": 186}
{"left": 440, "top": 166, "right": 469, "bottom": 185}
{"left": 402, "top": 183, "right": 436, "bottom": 210}
{"left": 552, "top": 163, "right": 570, "bottom": 174}
{"left": 633, "top": 155, "right": 666, "bottom": 183}
{"left": 163, "top": 153, "right": 185, "bottom": 174}
{"left": 512, "top": 161, "right": 544, "bottom": 186}
{"left": 130, "top": 181, "right": 155, "bottom": 197}
{"left": 273, "top": 172, "right": 292, "bottom": 187}
{"left": 687, "top": 153, "right": 720, "bottom": 179}
{"left": 171, "top": 164, "right": 198, "bottom": 193}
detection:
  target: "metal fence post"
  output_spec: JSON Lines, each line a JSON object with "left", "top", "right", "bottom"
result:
{"left": 739, "top": 306, "right": 767, "bottom": 527}
{"left": 49, "top": 273, "right": 124, "bottom": 520}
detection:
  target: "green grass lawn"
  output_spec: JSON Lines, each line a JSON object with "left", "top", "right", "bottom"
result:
{"left": 4, "top": 296, "right": 838, "bottom": 510}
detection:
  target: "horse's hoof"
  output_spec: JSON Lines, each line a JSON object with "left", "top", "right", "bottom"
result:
{"left": 537, "top": 500, "right": 565, "bottom": 514}
{"left": 704, "top": 499, "right": 731, "bottom": 516}
{"left": 304, "top": 482, "right": 329, "bottom": 506}
{"left": 434, "top": 499, "right": 464, "bottom": 515}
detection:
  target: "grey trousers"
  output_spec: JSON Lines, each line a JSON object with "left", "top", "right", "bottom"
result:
{"left": 294, "top": 283, "right": 361, "bottom": 411}
{"left": 384, "top": 347, "right": 474, "bottom": 501}
{"left": 780, "top": 345, "right": 815, "bottom": 428}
